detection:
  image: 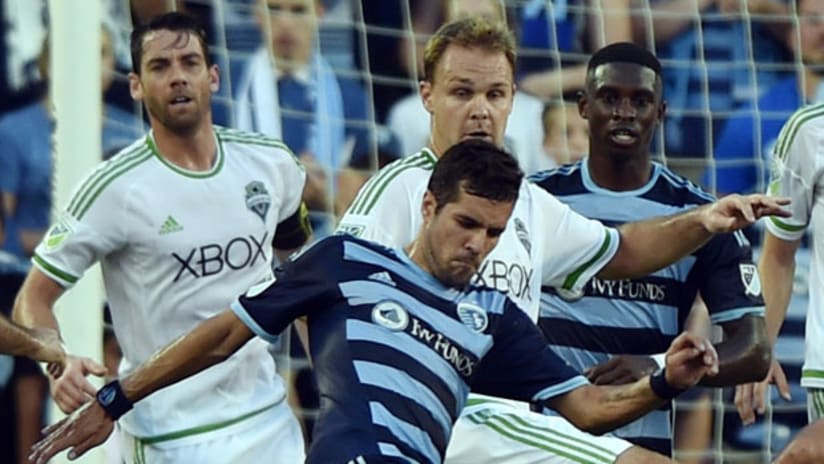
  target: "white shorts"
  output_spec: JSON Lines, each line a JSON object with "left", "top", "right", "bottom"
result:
{"left": 119, "top": 399, "right": 305, "bottom": 464}
{"left": 445, "top": 400, "right": 633, "bottom": 464}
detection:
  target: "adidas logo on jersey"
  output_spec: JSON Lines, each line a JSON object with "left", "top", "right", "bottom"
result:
{"left": 368, "top": 271, "right": 395, "bottom": 286}
{"left": 159, "top": 216, "right": 184, "bottom": 235}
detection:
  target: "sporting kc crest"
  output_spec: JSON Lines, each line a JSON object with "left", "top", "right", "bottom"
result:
{"left": 245, "top": 181, "right": 271, "bottom": 222}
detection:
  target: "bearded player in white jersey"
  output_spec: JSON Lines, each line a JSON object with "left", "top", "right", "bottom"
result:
{"left": 12, "top": 12, "right": 310, "bottom": 464}
{"left": 337, "top": 17, "right": 789, "bottom": 464}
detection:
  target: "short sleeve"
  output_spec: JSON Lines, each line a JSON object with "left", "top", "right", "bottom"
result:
{"left": 231, "top": 236, "right": 341, "bottom": 343}
{"left": 274, "top": 146, "right": 307, "bottom": 223}
{"left": 530, "top": 185, "right": 620, "bottom": 291}
{"left": 765, "top": 112, "right": 824, "bottom": 241}
{"left": 32, "top": 166, "right": 131, "bottom": 288}
{"left": 694, "top": 231, "right": 764, "bottom": 324}
{"left": 470, "top": 301, "right": 588, "bottom": 403}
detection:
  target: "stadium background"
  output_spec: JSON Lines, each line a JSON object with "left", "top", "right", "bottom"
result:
{"left": 0, "top": 0, "right": 814, "bottom": 462}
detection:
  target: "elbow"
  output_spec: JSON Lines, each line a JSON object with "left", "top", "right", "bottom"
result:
{"left": 567, "top": 414, "right": 611, "bottom": 436}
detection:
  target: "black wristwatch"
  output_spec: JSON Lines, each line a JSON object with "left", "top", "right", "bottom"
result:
{"left": 96, "top": 380, "right": 134, "bottom": 420}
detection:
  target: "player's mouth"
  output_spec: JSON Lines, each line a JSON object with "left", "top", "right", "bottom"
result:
{"left": 462, "top": 130, "right": 493, "bottom": 142}
{"left": 608, "top": 127, "right": 638, "bottom": 147}
{"left": 169, "top": 95, "right": 193, "bottom": 107}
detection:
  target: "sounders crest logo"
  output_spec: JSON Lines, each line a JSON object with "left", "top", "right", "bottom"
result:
{"left": 245, "top": 181, "right": 271, "bottom": 222}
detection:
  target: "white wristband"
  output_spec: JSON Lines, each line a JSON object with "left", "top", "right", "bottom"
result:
{"left": 651, "top": 353, "right": 666, "bottom": 370}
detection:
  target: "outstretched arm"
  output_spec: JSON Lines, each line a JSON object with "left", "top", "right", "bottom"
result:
{"left": 547, "top": 332, "right": 719, "bottom": 435}
{"left": 28, "top": 309, "right": 255, "bottom": 463}
{"left": 0, "top": 313, "right": 64, "bottom": 366}
{"left": 599, "top": 193, "right": 789, "bottom": 280}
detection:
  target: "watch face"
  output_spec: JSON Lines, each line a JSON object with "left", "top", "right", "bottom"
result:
{"left": 98, "top": 384, "right": 117, "bottom": 406}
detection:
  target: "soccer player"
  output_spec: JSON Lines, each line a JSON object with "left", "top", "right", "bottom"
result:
{"left": 336, "top": 16, "right": 787, "bottom": 464}
{"left": 734, "top": 103, "right": 824, "bottom": 427}
{"left": 12, "top": 12, "right": 310, "bottom": 463}
{"left": 29, "top": 140, "right": 720, "bottom": 464}
{"left": 532, "top": 42, "right": 770, "bottom": 455}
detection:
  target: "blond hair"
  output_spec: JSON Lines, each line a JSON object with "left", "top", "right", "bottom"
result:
{"left": 423, "top": 16, "right": 516, "bottom": 83}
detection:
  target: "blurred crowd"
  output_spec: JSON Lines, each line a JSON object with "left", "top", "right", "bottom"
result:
{"left": 0, "top": 0, "right": 820, "bottom": 462}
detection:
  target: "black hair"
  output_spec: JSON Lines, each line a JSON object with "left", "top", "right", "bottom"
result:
{"left": 587, "top": 42, "right": 662, "bottom": 77}
{"left": 428, "top": 139, "right": 523, "bottom": 211}
{"left": 130, "top": 12, "right": 211, "bottom": 74}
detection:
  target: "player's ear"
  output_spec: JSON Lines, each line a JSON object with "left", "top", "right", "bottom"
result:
{"left": 420, "top": 80, "right": 434, "bottom": 114}
{"left": 421, "top": 190, "right": 437, "bottom": 225}
{"left": 577, "top": 90, "right": 588, "bottom": 120}
{"left": 208, "top": 64, "right": 220, "bottom": 93}
{"left": 128, "top": 72, "right": 143, "bottom": 101}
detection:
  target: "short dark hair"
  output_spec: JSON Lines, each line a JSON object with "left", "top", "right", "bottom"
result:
{"left": 587, "top": 42, "right": 662, "bottom": 77}
{"left": 428, "top": 139, "right": 522, "bottom": 211}
{"left": 130, "top": 12, "right": 211, "bottom": 74}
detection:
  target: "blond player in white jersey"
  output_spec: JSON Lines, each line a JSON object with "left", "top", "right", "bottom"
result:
{"left": 12, "top": 13, "right": 309, "bottom": 463}
{"left": 735, "top": 103, "right": 824, "bottom": 428}
{"left": 338, "top": 18, "right": 788, "bottom": 464}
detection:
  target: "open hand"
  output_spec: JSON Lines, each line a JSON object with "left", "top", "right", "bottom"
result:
{"left": 49, "top": 355, "right": 107, "bottom": 413}
{"left": 29, "top": 400, "right": 114, "bottom": 464}
{"left": 734, "top": 358, "right": 791, "bottom": 425}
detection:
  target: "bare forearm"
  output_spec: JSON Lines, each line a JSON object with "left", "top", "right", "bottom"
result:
{"left": 699, "top": 317, "right": 770, "bottom": 386}
{"left": 760, "top": 270, "right": 794, "bottom": 343}
{"left": 601, "top": 209, "right": 710, "bottom": 279}
{"left": 549, "top": 380, "right": 667, "bottom": 435}
{"left": 122, "top": 310, "right": 252, "bottom": 402}
{"left": 0, "top": 317, "right": 45, "bottom": 358}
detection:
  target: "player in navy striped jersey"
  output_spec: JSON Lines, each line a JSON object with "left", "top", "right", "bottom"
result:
{"left": 532, "top": 42, "right": 770, "bottom": 455}
{"left": 29, "top": 140, "right": 723, "bottom": 464}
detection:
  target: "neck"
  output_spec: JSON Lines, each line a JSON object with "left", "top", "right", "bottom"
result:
{"left": 150, "top": 119, "right": 216, "bottom": 172}
{"left": 404, "top": 238, "right": 429, "bottom": 272}
{"left": 587, "top": 150, "right": 652, "bottom": 191}
{"left": 803, "top": 67, "right": 823, "bottom": 102}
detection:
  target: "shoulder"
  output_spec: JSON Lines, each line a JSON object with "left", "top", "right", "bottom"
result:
{"left": 215, "top": 126, "right": 299, "bottom": 162}
{"left": 346, "top": 149, "right": 436, "bottom": 214}
{"left": 649, "top": 163, "right": 716, "bottom": 206}
{"left": 527, "top": 161, "right": 585, "bottom": 195}
{"left": 774, "top": 103, "right": 824, "bottom": 160}
{"left": 66, "top": 139, "right": 154, "bottom": 218}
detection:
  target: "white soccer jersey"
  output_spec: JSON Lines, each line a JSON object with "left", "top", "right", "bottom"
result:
{"left": 766, "top": 105, "right": 824, "bottom": 389}
{"left": 34, "top": 126, "right": 306, "bottom": 438}
{"left": 337, "top": 147, "right": 620, "bottom": 322}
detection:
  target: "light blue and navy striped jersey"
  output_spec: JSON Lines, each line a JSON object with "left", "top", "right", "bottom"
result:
{"left": 530, "top": 160, "right": 764, "bottom": 454}
{"left": 232, "top": 234, "right": 587, "bottom": 464}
